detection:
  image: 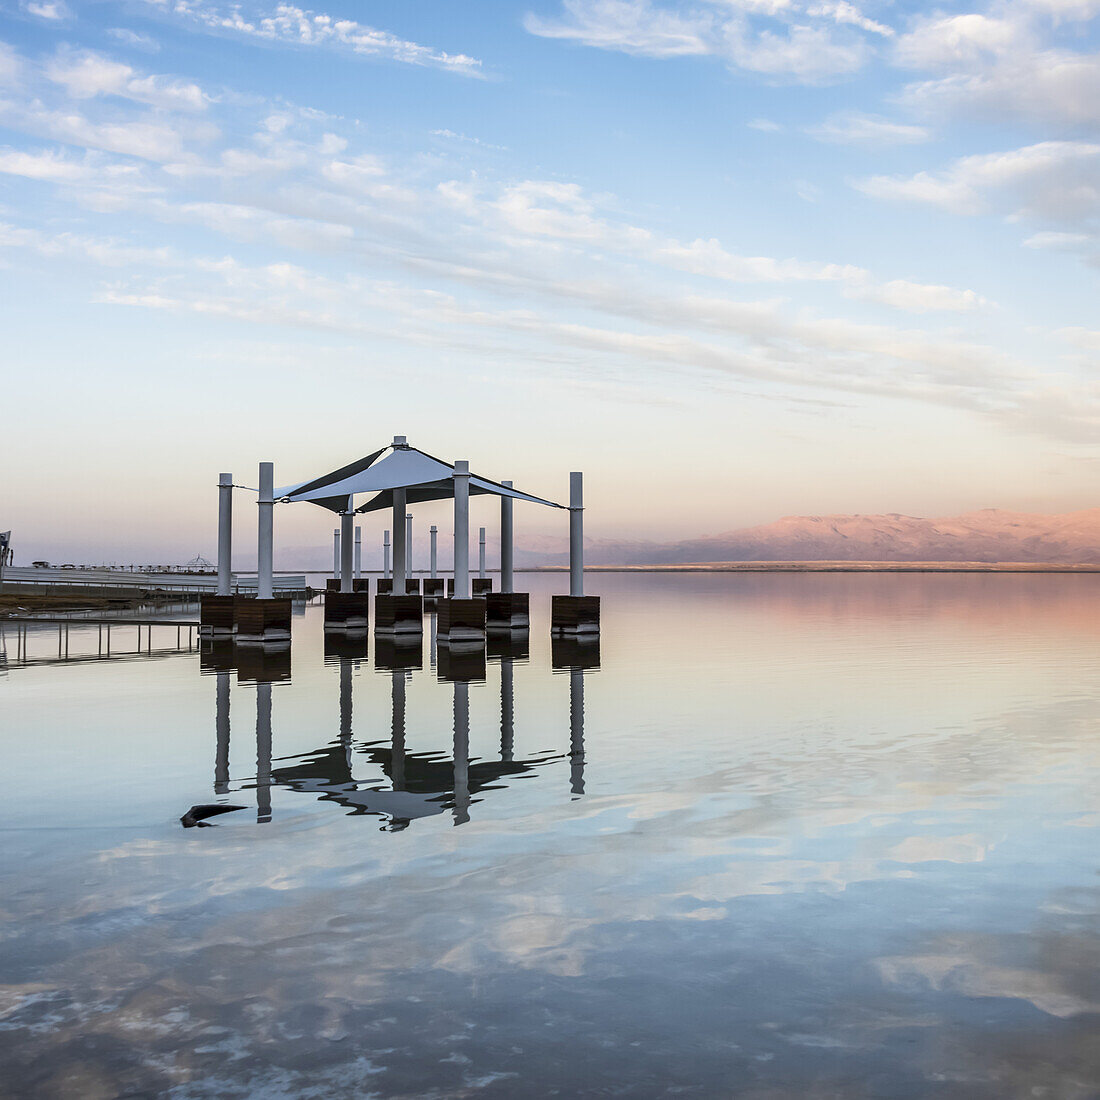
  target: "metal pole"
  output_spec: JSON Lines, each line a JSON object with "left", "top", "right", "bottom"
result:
{"left": 430, "top": 526, "right": 438, "bottom": 578}
{"left": 453, "top": 680, "right": 470, "bottom": 826}
{"left": 217, "top": 472, "right": 233, "bottom": 596}
{"left": 501, "top": 657, "right": 514, "bottom": 762}
{"left": 453, "top": 460, "right": 470, "bottom": 599}
{"left": 333, "top": 528, "right": 340, "bottom": 578}
{"left": 406, "top": 514, "right": 414, "bottom": 576}
{"left": 392, "top": 435, "right": 407, "bottom": 590}
{"left": 258, "top": 462, "right": 274, "bottom": 601}
{"left": 501, "top": 481, "right": 514, "bottom": 593}
{"left": 354, "top": 526, "right": 362, "bottom": 580}
{"left": 256, "top": 681, "right": 272, "bottom": 824}
{"left": 383, "top": 531, "right": 391, "bottom": 578}
{"left": 569, "top": 471, "right": 584, "bottom": 598}
{"left": 479, "top": 527, "right": 486, "bottom": 579}
{"left": 215, "top": 670, "right": 230, "bottom": 795}
{"left": 570, "top": 666, "right": 585, "bottom": 796}
{"left": 340, "top": 501, "right": 354, "bottom": 593}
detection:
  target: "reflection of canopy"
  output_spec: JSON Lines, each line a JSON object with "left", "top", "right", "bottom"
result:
{"left": 275, "top": 442, "right": 562, "bottom": 514}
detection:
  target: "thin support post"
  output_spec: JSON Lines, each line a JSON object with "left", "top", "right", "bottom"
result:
{"left": 453, "top": 460, "right": 470, "bottom": 599}
{"left": 430, "top": 526, "right": 438, "bottom": 578}
{"left": 406, "top": 514, "right": 414, "bottom": 576}
{"left": 333, "top": 528, "right": 340, "bottom": 577}
{"left": 569, "top": 471, "right": 584, "bottom": 598}
{"left": 479, "top": 527, "right": 486, "bottom": 579}
{"left": 217, "top": 472, "right": 233, "bottom": 596}
{"left": 383, "top": 531, "right": 391, "bottom": 578}
{"left": 501, "top": 481, "right": 514, "bottom": 594}
{"left": 354, "top": 527, "right": 362, "bottom": 580}
{"left": 392, "top": 489, "right": 407, "bottom": 588}
{"left": 258, "top": 462, "right": 274, "bottom": 600}
{"left": 340, "top": 500, "right": 354, "bottom": 594}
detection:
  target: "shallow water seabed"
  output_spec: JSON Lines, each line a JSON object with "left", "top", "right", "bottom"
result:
{"left": 1, "top": 573, "right": 1098, "bottom": 1098}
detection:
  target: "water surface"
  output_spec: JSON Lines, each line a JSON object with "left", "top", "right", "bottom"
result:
{"left": 1, "top": 574, "right": 1098, "bottom": 1098}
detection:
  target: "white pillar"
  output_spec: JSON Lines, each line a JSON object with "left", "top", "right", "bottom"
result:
{"left": 430, "top": 526, "right": 438, "bottom": 578}
{"left": 332, "top": 529, "right": 339, "bottom": 577}
{"left": 258, "top": 462, "right": 274, "bottom": 600}
{"left": 453, "top": 460, "right": 470, "bottom": 599}
{"left": 406, "top": 513, "right": 413, "bottom": 576}
{"left": 569, "top": 471, "right": 583, "bottom": 598}
{"left": 354, "top": 526, "right": 361, "bottom": 579}
{"left": 217, "top": 472, "right": 233, "bottom": 596}
{"left": 479, "top": 527, "right": 486, "bottom": 579}
{"left": 392, "top": 489, "right": 407, "bottom": 589}
{"left": 340, "top": 501, "right": 354, "bottom": 593}
{"left": 500, "top": 481, "right": 514, "bottom": 594}
{"left": 383, "top": 531, "right": 391, "bottom": 578}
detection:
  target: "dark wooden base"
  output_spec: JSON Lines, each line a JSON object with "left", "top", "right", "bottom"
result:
{"left": 374, "top": 594, "right": 423, "bottom": 635}
{"left": 423, "top": 578, "right": 445, "bottom": 597}
{"left": 199, "top": 594, "right": 236, "bottom": 636}
{"left": 551, "top": 595, "right": 600, "bottom": 635}
{"left": 485, "top": 592, "right": 529, "bottom": 629}
{"left": 326, "top": 578, "right": 369, "bottom": 593}
{"left": 405, "top": 578, "right": 421, "bottom": 594}
{"left": 437, "top": 642, "right": 486, "bottom": 683}
{"left": 324, "top": 591, "right": 370, "bottom": 630}
{"left": 551, "top": 635, "right": 601, "bottom": 670}
{"left": 437, "top": 597, "right": 486, "bottom": 642}
{"left": 376, "top": 578, "right": 393, "bottom": 595}
{"left": 235, "top": 597, "right": 292, "bottom": 644}
{"left": 199, "top": 638, "right": 236, "bottom": 672}
{"left": 447, "top": 578, "right": 494, "bottom": 597}
{"left": 487, "top": 630, "right": 530, "bottom": 662}
{"left": 324, "top": 633, "right": 368, "bottom": 660}
{"left": 236, "top": 642, "right": 291, "bottom": 683}
{"left": 374, "top": 636, "right": 423, "bottom": 670}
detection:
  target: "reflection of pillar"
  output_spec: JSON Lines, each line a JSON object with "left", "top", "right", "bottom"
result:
{"left": 500, "top": 657, "right": 514, "bottom": 762}
{"left": 453, "top": 460, "right": 470, "bottom": 599}
{"left": 391, "top": 670, "right": 406, "bottom": 791}
{"left": 217, "top": 472, "right": 233, "bottom": 596}
{"left": 354, "top": 526, "right": 362, "bottom": 580}
{"left": 256, "top": 681, "right": 272, "bottom": 823}
{"left": 453, "top": 680, "right": 470, "bottom": 825}
{"left": 257, "top": 462, "right": 274, "bottom": 600}
{"left": 215, "top": 669, "right": 230, "bottom": 794}
{"left": 430, "top": 526, "right": 438, "bottom": 578}
{"left": 479, "top": 527, "right": 486, "bottom": 579}
{"left": 430, "top": 609, "right": 437, "bottom": 670}
{"left": 383, "top": 530, "right": 391, "bottom": 578}
{"left": 340, "top": 503, "right": 354, "bottom": 593}
{"left": 339, "top": 657, "right": 353, "bottom": 769}
{"left": 500, "top": 481, "right": 513, "bottom": 594}
{"left": 569, "top": 667, "right": 585, "bottom": 797}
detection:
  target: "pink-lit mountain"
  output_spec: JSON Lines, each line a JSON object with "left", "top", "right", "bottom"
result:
{"left": 516, "top": 509, "right": 1100, "bottom": 566}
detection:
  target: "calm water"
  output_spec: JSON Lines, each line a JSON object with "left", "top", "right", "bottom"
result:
{"left": 1, "top": 574, "right": 1099, "bottom": 1098}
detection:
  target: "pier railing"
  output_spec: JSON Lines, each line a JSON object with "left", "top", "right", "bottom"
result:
{"left": 0, "top": 566, "right": 308, "bottom": 597}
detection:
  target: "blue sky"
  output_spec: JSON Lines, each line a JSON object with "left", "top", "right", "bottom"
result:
{"left": 2, "top": 0, "right": 1099, "bottom": 561}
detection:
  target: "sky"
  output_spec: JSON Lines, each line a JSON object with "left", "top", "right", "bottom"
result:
{"left": 1, "top": 0, "right": 1099, "bottom": 564}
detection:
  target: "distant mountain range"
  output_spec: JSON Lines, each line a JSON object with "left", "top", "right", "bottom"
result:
{"left": 515, "top": 509, "right": 1100, "bottom": 566}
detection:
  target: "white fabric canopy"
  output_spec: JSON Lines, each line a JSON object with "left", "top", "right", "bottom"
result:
{"left": 275, "top": 443, "right": 561, "bottom": 513}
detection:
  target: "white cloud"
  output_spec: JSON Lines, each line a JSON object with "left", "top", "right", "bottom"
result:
{"left": 808, "top": 111, "right": 929, "bottom": 144}
{"left": 747, "top": 117, "right": 783, "bottom": 131}
{"left": 45, "top": 49, "right": 210, "bottom": 111}
{"left": 107, "top": 28, "right": 161, "bottom": 53}
{"left": 0, "top": 42, "right": 23, "bottom": 86}
{"left": 860, "top": 141, "right": 1100, "bottom": 219}
{"left": 24, "top": 0, "right": 69, "bottom": 19}
{"left": 144, "top": 1, "right": 484, "bottom": 77}
{"left": 895, "top": 14, "right": 1025, "bottom": 70}
{"left": 525, "top": 0, "right": 888, "bottom": 81}
{"left": 847, "top": 279, "right": 989, "bottom": 313}
{"left": 524, "top": 0, "right": 710, "bottom": 57}
{"left": 0, "top": 146, "right": 93, "bottom": 181}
